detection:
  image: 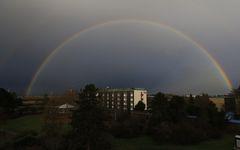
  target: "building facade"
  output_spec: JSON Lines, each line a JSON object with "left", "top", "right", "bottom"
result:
{"left": 209, "top": 97, "right": 225, "bottom": 112}
{"left": 97, "top": 88, "right": 147, "bottom": 111}
{"left": 224, "top": 95, "right": 240, "bottom": 115}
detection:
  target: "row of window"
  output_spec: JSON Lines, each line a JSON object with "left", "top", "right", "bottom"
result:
{"left": 106, "top": 101, "right": 133, "bottom": 106}
{"left": 103, "top": 98, "right": 134, "bottom": 103}
{"left": 100, "top": 93, "right": 134, "bottom": 97}
{"left": 105, "top": 104, "right": 134, "bottom": 110}
{"left": 103, "top": 97, "right": 133, "bottom": 101}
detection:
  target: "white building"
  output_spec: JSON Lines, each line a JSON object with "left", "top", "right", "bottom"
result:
{"left": 97, "top": 88, "right": 147, "bottom": 111}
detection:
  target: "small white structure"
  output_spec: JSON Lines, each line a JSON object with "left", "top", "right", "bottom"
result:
{"left": 58, "top": 103, "right": 75, "bottom": 109}
{"left": 57, "top": 103, "right": 75, "bottom": 113}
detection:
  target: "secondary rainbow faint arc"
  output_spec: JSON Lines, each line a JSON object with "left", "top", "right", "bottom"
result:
{"left": 26, "top": 19, "right": 233, "bottom": 95}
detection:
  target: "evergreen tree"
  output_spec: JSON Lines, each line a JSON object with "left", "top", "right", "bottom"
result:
{"left": 150, "top": 92, "right": 169, "bottom": 122}
{"left": 0, "top": 88, "right": 22, "bottom": 116}
{"left": 134, "top": 100, "right": 145, "bottom": 111}
{"left": 67, "top": 84, "right": 111, "bottom": 150}
{"left": 168, "top": 96, "right": 186, "bottom": 122}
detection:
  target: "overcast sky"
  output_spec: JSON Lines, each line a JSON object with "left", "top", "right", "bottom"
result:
{"left": 0, "top": 0, "right": 240, "bottom": 95}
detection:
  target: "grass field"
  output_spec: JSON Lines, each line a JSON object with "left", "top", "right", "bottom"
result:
{"left": 112, "top": 135, "right": 235, "bottom": 150}
{"left": 0, "top": 115, "right": 43, "bottom": 133}
{"left": 0, "top": 115, "right": 236, "bottom": 150}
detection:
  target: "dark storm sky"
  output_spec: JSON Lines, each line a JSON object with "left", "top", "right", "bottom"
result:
{"left": 0, "top": 0, "right": 240, "bottom": 95}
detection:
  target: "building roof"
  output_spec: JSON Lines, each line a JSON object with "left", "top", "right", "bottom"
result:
{"left": 58, "top": 103, "right": 75, "bottom": 109}
{"left": 98, "top": 88, "right": 146, "bottom": 92}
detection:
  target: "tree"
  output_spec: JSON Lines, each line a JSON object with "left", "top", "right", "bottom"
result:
{"left": 150, "top": 93, "right": 186, "bottom": 123}
{"left": 231, "top": 85, "right": 240, "bottom": 97}
{"left": 168, "top": 96, "right": 186, "bottom": 122}
{"left": 148, "top": 92, "right": 172, "bottom": 142}
{"left": 42, "top": 98, "right": 64, "bottom": 136}
{"left": 188, "top": 95, "right": 225, "bottom": 138}
{"left": 0, "top": 88, "right": 22, "bottom": 117}
{"left": 150, "top": 92, "right": 169, "bottom": 122}
{"left": 147, "top": 92, "right": 225, "bottom": 144}
{"left": 134, "top": 100, "right": 145, "bottom": 111}
{"left": 67, "top": 84, "right": 111, "bottom": 150}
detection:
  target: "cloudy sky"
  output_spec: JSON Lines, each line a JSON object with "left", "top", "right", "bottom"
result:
{"left": 0, "top": 0, "right": 240, "bottom": 95}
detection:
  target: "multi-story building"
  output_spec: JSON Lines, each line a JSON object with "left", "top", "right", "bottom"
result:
{"left": 18, "top": 96, "right": 46, "bottom": 114}
{"left": 209, "top": 97, "right": 225, "bottom": 112}
{"left": 224, "top": 95, "right": 240, "bottom": 115}
{"left": 97, "top": 88, "right": 147, "bottom": 111}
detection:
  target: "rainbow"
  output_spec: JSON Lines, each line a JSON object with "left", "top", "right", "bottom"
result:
{"left": 26, "top": 19, "right": 233, "bottom": 95}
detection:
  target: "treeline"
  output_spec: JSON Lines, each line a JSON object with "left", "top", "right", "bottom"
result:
{"left": 148, "top": 93, "right": 225, "bottom": 144}
{"left": 0, "top": 88, "right": 22, "bottom": 119}
{"left": 111, "top": 92, "right": 225, "bottom": 145}
{"left": 0, "top": 85, "right": 226, "bottom": 149}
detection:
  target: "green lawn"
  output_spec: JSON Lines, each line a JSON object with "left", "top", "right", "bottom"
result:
{"left": 0, "top": 115, "right": 43, "bottom": 133}
{"left": 0, "top": 115, "right": 236, "bottom": 150}
{"left": 112, "top": 135, "right": 235, "bottom": 150}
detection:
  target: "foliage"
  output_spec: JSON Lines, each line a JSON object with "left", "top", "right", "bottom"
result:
{"left": 12, "top": 131, "right": 41, "bottom": 150}
{"left": 42, "top": 99, "right": 65, "bottom": 137}
{"left": 66, "top": 84, "right": 112, "bottom": 150}
{"left": 148, "top": 92, "right": 225, "bottom": 145}
{"left": 149, "top": 93, "right": 186, "bottom": 125}
{"left": 111, "top": 118, "right": 144, "bottom": 138}
{"left": 171, "top": 123, "right": 206, "bottom": 145}
{"left": 150, "top": 92, "right": 169, "bottom": 122}
{"left": 0, "top": 88, "right": 22, "bottom": 117}
{"left": 134, "top": 100, "right": 145, "bottom": 111}
{"left": 168, "top": 96, "right": 186, "bottom": 122}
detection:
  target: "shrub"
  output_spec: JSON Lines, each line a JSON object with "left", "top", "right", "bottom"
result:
{"left": 150, "top": 122, "right": 172, "bottom": 143}
{"left": 171, "top": 123, "right": 207, "bottom": 145}
{"left": 111, "top": 119, "right": 144, "bottom": 138}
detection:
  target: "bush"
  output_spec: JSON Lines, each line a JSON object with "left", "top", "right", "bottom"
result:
{"left": 206, "top": 127, "right": 222, "bottom": 139}
{"left": 62, "top": 132, "right": 112, "bottom": 150}
{"left": 13, "top": 133, "right": 41, "bottom": 149}
{"left": 171, "top": 123, "right": 207, "bottom": 145}
{"left": 41, "top": 135, "right": 64, "bottom": 150}
{"left": 148, "top": 122, "right": 209, "bottom": 145}
{"left": 150, "top": 122, "right": 172, "bottom": 143}
{"left": 111, "top": 119, "right": 143, "bottom": 138}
